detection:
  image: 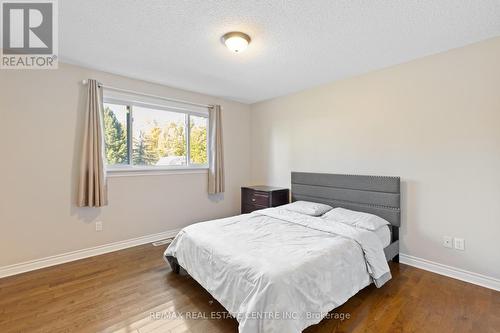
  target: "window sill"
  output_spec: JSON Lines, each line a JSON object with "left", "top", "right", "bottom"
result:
{"left": 106, "top": 166, "right": 208, "bottom": 177}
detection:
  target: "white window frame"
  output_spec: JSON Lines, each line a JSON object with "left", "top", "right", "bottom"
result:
{"left": 102, "top": 92, "right": 209, "bottom": 175}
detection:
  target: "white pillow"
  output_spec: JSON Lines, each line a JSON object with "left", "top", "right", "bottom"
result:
{"left": 322, "top": 207, "right": 390, "bottom": 231}
{"left": 280, "top": 201, "right": 333, "bottom": 216}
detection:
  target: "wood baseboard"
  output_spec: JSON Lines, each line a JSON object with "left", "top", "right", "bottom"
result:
{"left": 0, "top": 229, "right": 181, "bottom": 279}
{"left": 400, "top": 253, "right": 500, "bottom": 291}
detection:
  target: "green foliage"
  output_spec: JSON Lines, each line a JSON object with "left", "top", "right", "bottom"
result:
{"left": 160, "top": 123, "right": 186, "bottom": 157}
{"left": 190, "top": 121, "right": 207, "bottom": 164}
{"left": 132, "top": 131, "right": 146, "bottom": 165}
{"left": 133, "top": 130, "right": 159, "bottom": 165}
{"left": 144, "top": 125, "right": 162, "bottom": 165}
{"left": 103, "top": 107, "right": 128, "bottom": 164}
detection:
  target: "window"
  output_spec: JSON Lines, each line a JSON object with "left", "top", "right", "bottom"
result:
{"left": 103, "top": 98, "right": 208, "bottom": 171}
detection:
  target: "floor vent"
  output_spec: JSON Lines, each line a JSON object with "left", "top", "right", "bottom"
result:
{"left": 152, "top": 238, "right": 174, "bottom": 247}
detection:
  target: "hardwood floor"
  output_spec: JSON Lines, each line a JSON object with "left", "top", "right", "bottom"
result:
{"left": 0, "top": 244, "right": 498, "bottom": 333}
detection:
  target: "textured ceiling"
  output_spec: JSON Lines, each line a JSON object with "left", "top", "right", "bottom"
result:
{"left": 60, "top": 1, "right": 500, "bottom": 103}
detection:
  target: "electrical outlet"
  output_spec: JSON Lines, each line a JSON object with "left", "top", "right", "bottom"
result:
{"left": 443, "top": 236, "right": 453, "bottom": 248}
{"left": 454, "top": 238, "right": 465, "bottom": 251}
{"left": 95, "top": 221, "right": 103, "bottom": 232}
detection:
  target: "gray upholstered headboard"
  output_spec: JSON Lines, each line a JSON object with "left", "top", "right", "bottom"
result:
{"left": 291, "top": 172, "right": 401, "bottom": 260}
{"left": 291, "top": 172, "right": 400, "bottom": 226}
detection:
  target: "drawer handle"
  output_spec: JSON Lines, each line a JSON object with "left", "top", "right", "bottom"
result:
{"left": 251, "top": 198, "right": 256, "bottom": 202}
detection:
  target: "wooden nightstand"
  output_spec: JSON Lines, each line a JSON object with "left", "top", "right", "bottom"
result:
{"left": 241, "top": 186, "right": 290, "bottom": 214}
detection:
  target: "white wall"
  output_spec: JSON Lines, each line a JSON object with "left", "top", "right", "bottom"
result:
{"left": 0, "top": 63, "right": 251, "bottom": 266}
{"left": 250, "top": 37, "right": 500, "bottom": 279}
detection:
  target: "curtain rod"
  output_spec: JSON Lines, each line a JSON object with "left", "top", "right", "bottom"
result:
{"left": 81, "top": 79, "right": 213, "bottom": 109}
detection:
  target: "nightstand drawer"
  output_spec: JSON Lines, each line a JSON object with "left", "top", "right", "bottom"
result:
{"left": 242, "top": 203, "right": 267, "bottom": 214}
{"left": 249, "top": 191, "right": 269, "bottom": 206}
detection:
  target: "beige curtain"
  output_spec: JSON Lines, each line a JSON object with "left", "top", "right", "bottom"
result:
{"left": 208, "top": 105, "right": 225, "bottom": 194}
{"left": 77, "top": 79, "right": 108, "bottom": 207}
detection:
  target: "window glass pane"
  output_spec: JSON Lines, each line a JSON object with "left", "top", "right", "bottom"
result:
{"left": 189, "top": 115, "right": 208, "bottom": 165}
{"left": 103, "top": 103, "right": 129, "bottom": 165}
{"left": 132, "top": 106, "right": 186, "bottom": 166}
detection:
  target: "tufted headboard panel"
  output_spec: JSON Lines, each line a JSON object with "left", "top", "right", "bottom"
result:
{"left": 291, "top": 172, "right": 401, "bottom": 227}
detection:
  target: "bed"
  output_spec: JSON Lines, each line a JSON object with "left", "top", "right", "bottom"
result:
{"left": 164, "top": 172, "right": 401, "bottom": 333}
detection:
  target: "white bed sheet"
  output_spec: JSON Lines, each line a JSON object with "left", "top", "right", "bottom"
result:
{"left": 165, "top": 208, "right": 391, "bottom": 333}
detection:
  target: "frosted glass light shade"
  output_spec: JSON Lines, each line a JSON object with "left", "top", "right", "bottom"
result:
{"left": 222, "top": 32, "right": 251, "bottom": 53}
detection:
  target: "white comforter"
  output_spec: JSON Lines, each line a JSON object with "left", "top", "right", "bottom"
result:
{"left": 164, "top": 207, "right": 391, "bottom": 333}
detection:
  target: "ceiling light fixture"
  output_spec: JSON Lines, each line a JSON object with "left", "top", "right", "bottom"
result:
{"left": 221, "top": 32, "right": 251, "bottom": 53}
